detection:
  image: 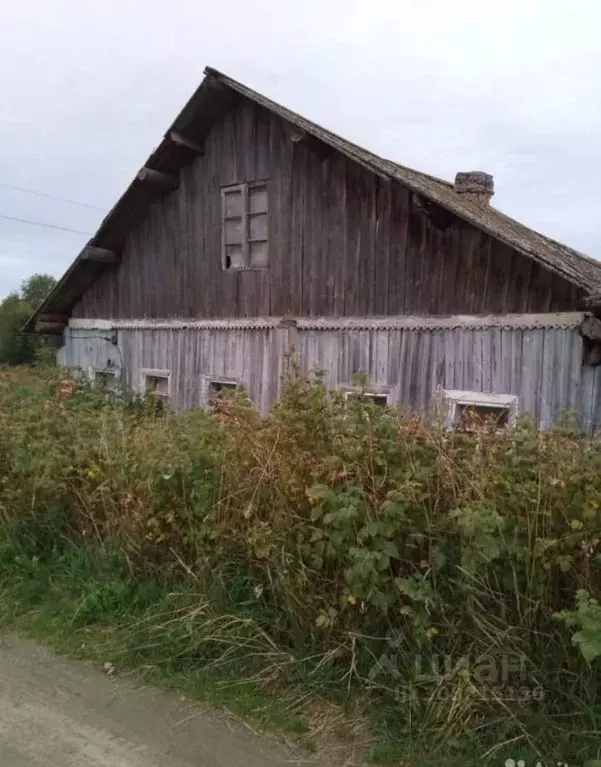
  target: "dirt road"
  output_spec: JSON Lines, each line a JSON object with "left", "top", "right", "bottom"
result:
{"left": 0, "top": 635, "right": 317, "bottom": 766}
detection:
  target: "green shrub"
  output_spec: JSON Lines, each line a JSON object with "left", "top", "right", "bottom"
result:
{"left": 0, "top": 365, "right": 599, "bottom": 760}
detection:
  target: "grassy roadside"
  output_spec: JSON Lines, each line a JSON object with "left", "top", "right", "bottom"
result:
{"left": 0, "top": 519, "right": 595, "bottom": 767}
{"left": 0, "top": 534, "right": 397, "bottom": 765}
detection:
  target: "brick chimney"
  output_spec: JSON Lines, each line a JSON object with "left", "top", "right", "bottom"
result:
{"left": 454, "top": 171, "right": 494, "bottom": 207}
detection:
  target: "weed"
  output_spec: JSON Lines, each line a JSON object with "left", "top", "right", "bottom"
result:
{"left": 0, "top": 365, "right": 599, "bottom": 765}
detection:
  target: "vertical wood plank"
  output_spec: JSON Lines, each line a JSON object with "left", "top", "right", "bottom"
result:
{"left": 387, "top": 329, "right": 401, "bottom": 389}
{"left": 519, "top": 330, "right": 543, "bottom": 424}
{"left": 591, "top": 366, "right": 601, "bottom": 433}
{"left": 345, "top": 162, "right": 364, "bottom": 316}
{"left": 255, "top": 106, "right": 271, "bottom": 180}
{"left": 580, "top": 364, "right": 596, "bottom": 433}
{"left": 426, "top": 224, "right": 446, "bottom": 314}
{"left": 429, "top": 331, "right": 445, "bottom": 410}
{"left": 364, "top": 174, "right": 377, "bottom": 316}
{"left": 374, "top": 179, "right": 391, "bottom": 315}
{"left": 404, "top": 201, "right": 426, "bottom": 314}
{"left": 304, "top": 152, "right": 323, "bottom": 316}
{"left": 290, "top": 144, "right": 307, "bottom": 315}
{"left": 388, "top": 184, "right": 409, "bottom": 314}
{"left": 439, "top": 224, "right": 461, "bottom": 316}
{"left": 241, "top": 102, "right": 256, "bottom": 182}
{"left": 539, "top": 329, "right": 556, "bottom": 428}
{"left": 567, "top": 331, "right": 583, "bottom": 412}
{"left": 416, "top": 331, "right": 432, "bottom": 414}
{"left": 329, "top": 155, "right": 348, "bottom": 316}
{"left": 480, "top": 329, "right": 492, "bottom": 392}
{"left": 268, "top": 116, "right": 283, "bottom": 315}
{"left": 472, "top": 330, "right": 484, "bottom": 391}
{"left": 489, "top": 328, "right": 502, "bottom": 393}
{"left": 457, "top": 226, "right": 481, "bottom": 313}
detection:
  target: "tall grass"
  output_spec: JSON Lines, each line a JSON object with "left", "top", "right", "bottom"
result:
{"left": 0, "top": 365, "right": 599, "bottom": 764}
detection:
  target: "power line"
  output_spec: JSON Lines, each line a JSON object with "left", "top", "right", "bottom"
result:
{"left": 0, "top": 181, "right": 105, "bottom": 211}
{"left": 0, "top": 213, "right": 92, "bottom": 235}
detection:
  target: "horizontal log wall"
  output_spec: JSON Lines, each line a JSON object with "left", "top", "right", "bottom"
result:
{"left": 60, "top": 318, "right": 601, "bottom": 430}
{"left": 71, "top": 99, "right": 583, "bottom": 320}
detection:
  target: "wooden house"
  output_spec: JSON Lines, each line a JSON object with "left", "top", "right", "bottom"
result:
{"left": 27, "top": 66, "right": 601, "bottom": 430}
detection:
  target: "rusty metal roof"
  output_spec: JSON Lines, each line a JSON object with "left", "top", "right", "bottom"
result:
{"left": 26, "top": 66, "right": 601, "bottom": 331}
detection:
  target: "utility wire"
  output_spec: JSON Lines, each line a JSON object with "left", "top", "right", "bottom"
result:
{"left": 0, "top": 213, "right": 92, "bottom": 235}
{"left": 0, "top": 181, "right": 105, "bottom": 211}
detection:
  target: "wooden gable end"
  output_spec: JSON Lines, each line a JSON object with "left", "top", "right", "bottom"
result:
{"left": 71, "top": 98, "right": 583, "bottom": 320}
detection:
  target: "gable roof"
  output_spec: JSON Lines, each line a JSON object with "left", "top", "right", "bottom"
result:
{"left": 26, "top": 66, "right": 601, "bottom": 331}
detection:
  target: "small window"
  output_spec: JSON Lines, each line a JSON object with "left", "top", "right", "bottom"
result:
{"left": 93, "top": 369, "right": 118, "bottom": 386}
{"left": 208, "top": 378, "right": 238, "bottom": 399}
{"left": 221, "top": 182, "right": 268, "bottom": 271}
{"left": 88, "top": 368, "right": 119, "bottom": 392}
{"left": 456, "top": 403, "right": 509, "bottom": 431}
{"left": 141, "top": 368, "right": 171, "bottom": 407}
{"left": 344, "top": 390, "right": 389, "bottom": 407}
{"left": 442, "top": 390, "right": 518, "bottom": 431}
{"left": 209, "top": 380, "right": 238, "bottom": 395}
{"left": 206, "top": 378, "right": 240, "bottom": 411}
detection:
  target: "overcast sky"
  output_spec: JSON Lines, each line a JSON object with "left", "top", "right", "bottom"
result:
{"left": 1, "top": 0, "right": 600, "bottom": 300}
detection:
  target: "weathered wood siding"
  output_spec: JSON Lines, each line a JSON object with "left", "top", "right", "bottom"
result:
{"left": 60, "top": 316, "right": 601, "bottom": 431}
{"left": 71, "top": 100, "right": 582, "bottom": 320}
{"left": 59, "top": 324, "right": 289, "bottom": 413}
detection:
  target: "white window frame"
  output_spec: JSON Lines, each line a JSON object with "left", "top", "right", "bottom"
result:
{"left": 140, "top": 368, "right": 172, "bottom": 404}
{"left": 204, "top": 376, "right": 241, "bottom": 403}
{"left": 88, "top": 366, "right": 120, "bottom": 381}
{"left": 89, "top": 367, "right": 121, "bottom": 391}
{"left": 340, "top": 385, "right": 392, "bottom": 407}
{"left": 442, "top": 389, "right": 519, "bottom": 430}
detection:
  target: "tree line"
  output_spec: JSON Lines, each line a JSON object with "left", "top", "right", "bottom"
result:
{"left": 0, "top": 274, "right": 57, "bottom": 365}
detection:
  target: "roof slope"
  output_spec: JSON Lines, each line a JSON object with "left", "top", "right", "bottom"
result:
{"left": 27, "top": 66, "right": 601, "bottom": 330}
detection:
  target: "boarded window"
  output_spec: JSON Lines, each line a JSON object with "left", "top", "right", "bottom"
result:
{"left": 221, "top": 182, "right": 268, "bottom": 271}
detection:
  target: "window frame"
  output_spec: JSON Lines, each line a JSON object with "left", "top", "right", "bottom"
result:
{"left": 221, "top": 180, "right": 269, "bottom": 272}
{"left": 205, "top": 376, "right": 240, "bottom": 398}
{"left": 203, "top": 376, "right": 244, "bottom": 409}
{"left": 90, "top": 367, "right": 120, "bottom": 390}
{"left": 140, "top": 368, "right": 172, "bottom": 406}
{"left": 341, "top": 385, "right": 391, "bottom": 407}
{"left": 442, "top": 389, "right": 519, "bottom": 431}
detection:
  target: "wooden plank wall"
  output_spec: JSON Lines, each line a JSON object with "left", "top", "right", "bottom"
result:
{"left": 61, "top": 324, "right": 601, "bottom": 430}
{"left": 71, "top": 100, "right": 583, "bottom": 320}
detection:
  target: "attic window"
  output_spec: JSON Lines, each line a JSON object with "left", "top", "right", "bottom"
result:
{"left": 442, "top": 390, "right": 518, "bottom": 431}
{"left": 222, "top": 182, "right": 268, "bottom": 271}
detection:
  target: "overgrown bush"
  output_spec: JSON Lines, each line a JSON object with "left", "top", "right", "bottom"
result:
{"left": 0, "top": 365, "right": 599, "bottom": 761}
